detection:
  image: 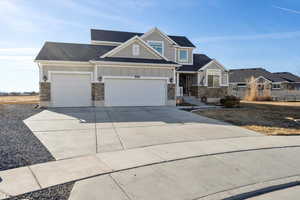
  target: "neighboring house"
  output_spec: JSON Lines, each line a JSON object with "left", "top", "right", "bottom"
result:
{"left": 35, "top": 27, "right": 229, "bottom": 107}
{"left": 229, "top": 68, "right": 300, "bottom": 101}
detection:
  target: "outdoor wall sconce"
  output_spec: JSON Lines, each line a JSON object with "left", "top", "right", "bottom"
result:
{"left": 98, "top": 76, "right": 102, "bottom": 82}
{"left": 43, "top": 75, "right": 48, "bottom": 82}
{"left": 169, "top": 77, "right": 173, "bottom": 83}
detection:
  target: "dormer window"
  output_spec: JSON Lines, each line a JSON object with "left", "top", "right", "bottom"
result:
{"left": 132, "top": 44, "right": 140, "bottom": 56}
{"left": 179, "top": 49, "right": 188, "bottom": 62}
{"left": 147, "top": 41, "right": 163, "bottom": 55}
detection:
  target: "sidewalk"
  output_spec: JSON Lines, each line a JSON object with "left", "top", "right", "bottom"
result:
{"left": 1, "top": 136, "right": 300, "bottom": 199}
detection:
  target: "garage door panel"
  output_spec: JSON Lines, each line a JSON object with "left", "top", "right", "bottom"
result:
{"left": 105, "top": 79, "right": 166, "bottom": 106}
{"left": 51, "top": 73, "right": 91, "bottom": 107}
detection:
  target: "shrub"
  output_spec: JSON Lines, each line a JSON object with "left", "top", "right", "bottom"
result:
{"left": 220, "top": 95, "right": 240, "bottom": 108}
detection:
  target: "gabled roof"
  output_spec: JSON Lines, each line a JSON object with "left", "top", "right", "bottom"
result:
{"left": 35, "top": 42, "right": 115, "bottom": 61}
{"left": 100, "top": 35, "right": 168, "bottom": 60}
{"left": 229, "top": 68, "right": 285, "bottom": 83}
{"left": 91, "top": 29, "right": 196, "bottom": 47}
{"left": 273, "top": 72, "right": 300, "bottom": 82}
{"left": 177, "top": 54, "right": 212, "bottom": 71}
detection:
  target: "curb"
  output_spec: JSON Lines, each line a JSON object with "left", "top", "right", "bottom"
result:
{"left": 197, "top": 176, "right": 300, "bottom": 200}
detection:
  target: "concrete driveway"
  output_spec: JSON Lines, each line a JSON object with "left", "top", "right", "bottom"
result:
{"left": 24, "top": 107, "right": 261, "bottom": 160}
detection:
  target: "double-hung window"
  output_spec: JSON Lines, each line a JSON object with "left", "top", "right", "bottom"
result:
{"left": 179, "top": 49, "right": 188, "bottom": 62}
{"left": 148, "top": 41, "right": 163, "bottom": 55}
{"left": 207, "top": 69, "right": 221, "bottom": 88}
{"left": 272, "top": 83, "right": 281, "bottom": 89}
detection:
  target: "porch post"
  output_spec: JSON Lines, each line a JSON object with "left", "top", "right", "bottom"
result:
{"left": 176, "top": 72, "right": 179, "bottom": 87}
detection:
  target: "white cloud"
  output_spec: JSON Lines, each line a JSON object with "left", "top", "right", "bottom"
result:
{"left": 196, "top": 31, "right": 300, "bottom": 43}
{"left": 273, "top": 5, "right": 300, "bottom": 15}
{"left": 0, "top": 0, "right": 86, "bottom": 32}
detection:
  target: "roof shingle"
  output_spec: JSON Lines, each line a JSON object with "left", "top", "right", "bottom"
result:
{"left": 177, "top": 54, "right": 212, "bottom": 71}
{"left": 91, "top": 29, "right": 196, "bottom": 47}
{"left": 35, "top": 42, "right": 115, "bottom": 61}
{"left": 273, "top": 72, "right": 300, "bottom": 82}
{"left": 229, "top": 68, "right": 285, "bottom": 83}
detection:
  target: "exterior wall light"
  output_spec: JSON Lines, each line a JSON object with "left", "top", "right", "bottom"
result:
{"left": 43, "top": 75, "right": 48, "bottom": 82}
{"left": 98, "top": 76, "right": 102, "bottom": 82}
{"left": 169, "top": 77, "right": 173, "bottom": 83}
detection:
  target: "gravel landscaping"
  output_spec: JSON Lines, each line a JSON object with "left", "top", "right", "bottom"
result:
{"left": 0, "top": 104, "right": 55, "bottom": 171}
{"left": 7, "top": 182, "right": 74, "bottom": 200}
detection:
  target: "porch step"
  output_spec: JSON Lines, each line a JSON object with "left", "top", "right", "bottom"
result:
{"left": 182, "top": 96, "right": 206, "bottom": 106}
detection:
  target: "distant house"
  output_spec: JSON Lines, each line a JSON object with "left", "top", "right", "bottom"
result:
{"left": 229, "top": 68, "right": 300, "bottom": 101}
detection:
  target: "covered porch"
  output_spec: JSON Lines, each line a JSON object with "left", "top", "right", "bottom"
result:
{"left": 176, "top": 72, "right": 198, "bottom": 96}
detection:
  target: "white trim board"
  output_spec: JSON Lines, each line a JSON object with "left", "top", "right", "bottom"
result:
{"left": 36, "top": 60, "right": 92, "bottom": 66}
{"left": 199, "top": 59, "right": 227, "bottom": 71}
{"left": 91, "top": 40, "right": 122, "bottom": 46}
{"left": 95, "top": 64, "right": 176, "bottom": 69}
{"left": 91, "top": 60, "right": 179, "bottom": 67}
{"left": 103, "top": 76, "right": 169, "bottom": 81}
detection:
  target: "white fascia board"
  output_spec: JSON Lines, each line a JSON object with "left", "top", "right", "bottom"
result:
{"left": 198, "top": 59, "right": 227, "bottom": 71}
{"left": 141, "top": 27, "right": 178, "bottom": 46}
{"left": 252, "top": 76, "right": 272, "bottom": 83}
{"left": 91, "top": 40, "right": 122, "bottom": 46}
{"left": 176, "top": 71, "right": 197, "bottom": 74}
{"left": 35, "top": 60, "right": 92, "bottom": 66}
{"left": 90, "top": 60, "right": 179, "bottom": 68}
{"left": 100, "top": 36, "right": 169, "bottom": 61}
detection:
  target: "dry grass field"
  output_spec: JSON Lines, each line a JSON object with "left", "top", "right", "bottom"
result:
{"left": 0, "top": 96, "right": 39, "bottom": 104}
{"left": 195, "top": 101, "right": 300, "bottom": 135}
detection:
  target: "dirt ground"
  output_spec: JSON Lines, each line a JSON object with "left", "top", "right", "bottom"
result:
{"left": 194, "top": 101, "right": 300, "bottom": 135}
{"left": 0, "top": 96, "right": 39, "bottom": 104}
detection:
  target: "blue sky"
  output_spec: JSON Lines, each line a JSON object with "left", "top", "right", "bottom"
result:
{"left": 0, "top": 0, "right": 299, "bottom": 92}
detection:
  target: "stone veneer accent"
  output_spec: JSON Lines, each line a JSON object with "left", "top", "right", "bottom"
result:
{"left": 92, "top": 83, "right": 104, "bottom": 101}
{"left": 191, "top": 86, "right": 228, "bottom": 99}
{"left": 39, "top": 82, "right": 51, "bottom": 101}
{"left": 167, "top": 84, "right": 176, "bottom": 100}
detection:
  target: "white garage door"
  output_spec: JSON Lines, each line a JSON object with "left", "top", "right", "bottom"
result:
{"left": 105, "top": 78, "right": 166, "bottom": 106}
{"left": 51, "top": 73, "right": 92, "bottom": 107}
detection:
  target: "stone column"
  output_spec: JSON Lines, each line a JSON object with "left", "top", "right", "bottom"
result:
{"left": 92, "top": 83, "right": 104, "bottom": 107}
{"left": 39, "top": 82, "right": 50, "bottom": 107}
{"left": 167, "top": 83, "right": 176, "bottom": 106}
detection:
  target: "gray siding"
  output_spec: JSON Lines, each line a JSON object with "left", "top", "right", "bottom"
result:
{"left": 110, "top": 41, "right": 159, "bottom": 59}
{"left": 142, "top": 31, "right": 176, "bottom": 62}
{"left": 42, "top": 65, "right": 94, "bottom": 78}
{"left": 98, "top": 66, "right": 173, "bottom": 78}
{"left": 200, "top": 62, "right": 228, "bottom": 86}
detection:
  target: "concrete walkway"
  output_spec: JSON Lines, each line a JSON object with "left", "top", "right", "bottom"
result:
{"left": 1, "top": 136, "right": 300, "bottom": 199}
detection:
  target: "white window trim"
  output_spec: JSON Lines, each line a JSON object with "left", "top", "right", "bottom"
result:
{"left": 147, "top": 40, "right": 164, "bottom": 55}
{"left": 272, "top": 83, "right": 281, "bottom": 89}
{"left": 206, "top": 69, "right": 222, "bottom": 88}
{"left": 132, "top": 44, "right": 140, "bottom": 56}
{"left": 178, "top": 49, "right": 188, "bottom": 62}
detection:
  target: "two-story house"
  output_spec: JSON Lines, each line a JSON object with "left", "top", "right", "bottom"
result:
{"left": 35, "top": 27, "right": 229, "bottom": 107}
